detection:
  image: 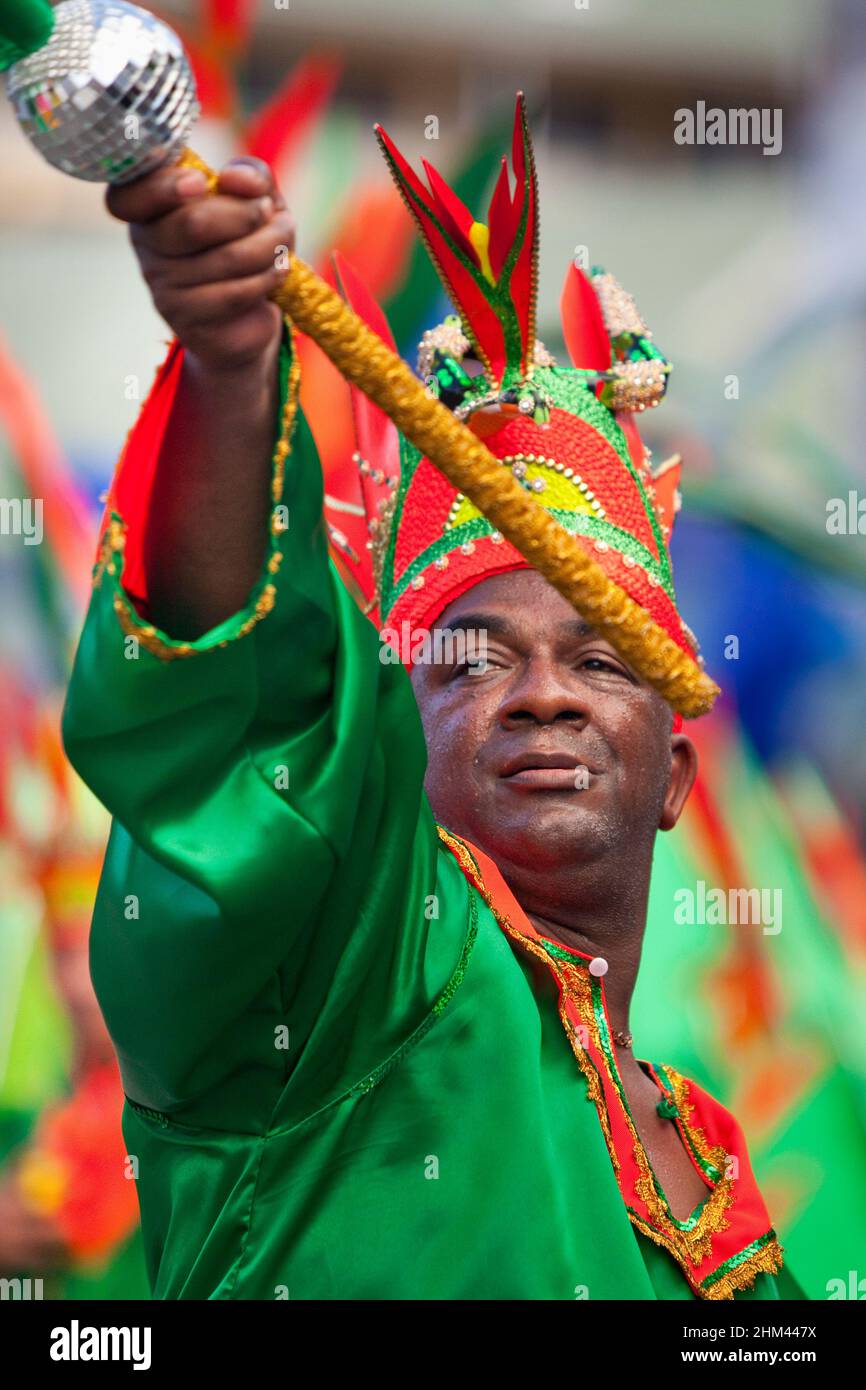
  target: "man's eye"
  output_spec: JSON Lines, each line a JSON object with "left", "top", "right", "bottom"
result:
{"left": 454, "top": 658, "right": 493, "bottom": 678}
{"left": 582, "top": 656, "right": 624, "bottom": 675}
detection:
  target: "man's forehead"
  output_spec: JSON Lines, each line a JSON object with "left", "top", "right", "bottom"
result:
{"left": 441, "top": 609, "right": 597, "bottom": 643}
{"left": 438, "top": 570, "right": 596, "bottom": 638}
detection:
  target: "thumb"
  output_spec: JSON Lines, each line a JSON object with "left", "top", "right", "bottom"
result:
{"left": 218, "top": 157, "right": 285, "bottom": 209}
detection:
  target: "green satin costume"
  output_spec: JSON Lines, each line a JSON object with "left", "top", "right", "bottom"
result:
{"left": 62, "top": 332, "right": 786, "bottom": 1301}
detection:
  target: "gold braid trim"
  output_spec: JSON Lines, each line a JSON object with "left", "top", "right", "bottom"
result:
{"left": 701, "top": 1238, "right": 785, "bottom": 1301}
{"left": 630, "top": 1065, "right": 734, "bottom": 1268}
{"left": 436, "top": 828, "right": 617, "bottom": 1169}
{"left": 99, "top": 324, "right": 301, "bottom": 661}
{"left": 502, "top": 908, "right": 620, "bottom": 1173}
{"left": 625, "top": 1212, "right": 783, "bottom": 1299}
{"left": 274, "top": 256, "right": 718, "bottom": 717}
{"left": 538, "top": 946, "right": 735, "bottom": 1268}
{"left": 633, "top": 1163, "right": 732, "bottom": 1268}
{"left": 175, "top": 148, "right": 220, "bottom": 192}
{"left": 546, "top": 951, "right": 619, "bottom": 1173}
{"left": 111, "top": 583, "right": 278, "bottom": 659}
{"left": 667, "top": 1067, "right": 729, "bottom": 1174}
{"left": 626, "top": 1210, "right": 718, "bottom": 1289}
{"left": 370, "top": 487, "right": 398, "bottom": 606}
{"left": 435, "top": 825, "right": 775, "bottom": 1299}
{"left": 93, "top": 516, "right": 127, "bottom": 589}
{"left": 174, "top": 149, "right": 720, "bottom": 718}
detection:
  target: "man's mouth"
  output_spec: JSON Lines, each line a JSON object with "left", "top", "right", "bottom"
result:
{"left": 499, "top": 751, "right": 598, "bottom": 792}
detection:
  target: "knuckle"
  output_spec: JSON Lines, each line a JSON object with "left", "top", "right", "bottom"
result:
{"left": 277, "top": 213, "right": 296, "bottom": 248}
{"left": 179, "top": 201, "right": 211, "bottom": 247}
{"left": 212, "top": 241, "right": 245, "bottom": 280}
{"left": 246, "top": 200, "right": 267, "bottom": 233}
{"left": 129, "top": 221, "right": 149, "bottom": 254}
{"left": 149, "top": 284, "right": 177, "bottom": 320}
{"left": 143, "top": 259, "right": 170, "bottom": 297}
{"left": 106, "top": 191, "right": 133, "bottom": 223}
{"left": 225, "top": 282, "right": 254, "bottom": 313}
{"left": 154, "top": 278, "right": 193, "bottom": 315}
{"left": 135, "top": 239, "right": 166, "bottom": 281}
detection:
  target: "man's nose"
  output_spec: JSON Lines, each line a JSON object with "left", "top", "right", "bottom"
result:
{"left": 498, "top": 658, "right": 589, "bottom": 727}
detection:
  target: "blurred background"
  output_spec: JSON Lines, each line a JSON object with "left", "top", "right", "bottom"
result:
{"left": 1, "top": 0, "right": 864, "bottom": 1300}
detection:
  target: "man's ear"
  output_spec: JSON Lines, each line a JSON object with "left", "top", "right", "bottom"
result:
{"left": 659, "top": 734, "right": 698, "bottom": 831}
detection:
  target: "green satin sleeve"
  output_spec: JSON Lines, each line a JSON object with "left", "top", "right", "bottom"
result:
{"left": 62, "top": 329, "right": 451, "bottom": 1134}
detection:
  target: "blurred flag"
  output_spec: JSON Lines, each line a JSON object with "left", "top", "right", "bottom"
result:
{"left": 638, "top": 713, "right": 866, "bottom": 1299}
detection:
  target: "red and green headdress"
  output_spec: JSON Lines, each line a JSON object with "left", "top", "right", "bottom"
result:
{"left": 325, "top": 94, "right": 709, "bottom": 716}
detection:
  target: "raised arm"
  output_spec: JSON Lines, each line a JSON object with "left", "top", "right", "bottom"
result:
{"left": 107, "top": 156, "right": 290, "bottom": 637}
{"left": 62, "top": 161, "right": 452, "bottom": 1134}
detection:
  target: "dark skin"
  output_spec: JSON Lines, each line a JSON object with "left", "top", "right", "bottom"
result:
{"left": 112, "top": 159, "right": 707, "bottom": 1221}
{"left": 411, "top": 570, "right": 705, "bottom": 1220}
{"left": 106, "top": 157, "right": 290, "bottom": 636}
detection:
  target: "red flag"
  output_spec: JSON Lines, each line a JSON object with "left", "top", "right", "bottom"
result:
{"left": 243, "top": 55, "right": 342, "bottom": 175}
{"left": 201, "top": 0, "right": 258, "bottom": 49}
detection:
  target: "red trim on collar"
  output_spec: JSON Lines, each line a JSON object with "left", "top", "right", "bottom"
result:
{"left": 437, "top": 827, "right": 783, "bottom": 1299}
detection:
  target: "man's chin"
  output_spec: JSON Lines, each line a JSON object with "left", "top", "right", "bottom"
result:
{"left": 471, "top": 789, "right": 611, "bottom": 872}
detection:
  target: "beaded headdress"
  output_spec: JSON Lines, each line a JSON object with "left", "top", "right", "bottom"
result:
{"left": 325, "top": 95, "right": 707, "bottom": 714}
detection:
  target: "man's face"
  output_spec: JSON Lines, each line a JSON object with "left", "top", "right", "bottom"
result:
{"left": 410, "top": 569, "right": 697, "bottom": 876}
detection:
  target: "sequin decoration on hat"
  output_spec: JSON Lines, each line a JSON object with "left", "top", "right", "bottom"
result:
{"left": 322, "top": 93, "right": 711, "bottom": 719}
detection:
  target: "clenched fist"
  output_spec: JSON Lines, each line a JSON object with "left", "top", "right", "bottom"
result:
{"left": 107, "top": 156, "right": 295, "bottom": 374}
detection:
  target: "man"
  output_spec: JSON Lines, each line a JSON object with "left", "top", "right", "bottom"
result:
{"left": 63, "top": 97, "right": 787, "bottom": 1299}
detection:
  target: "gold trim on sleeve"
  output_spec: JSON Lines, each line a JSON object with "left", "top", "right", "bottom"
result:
{"left": 96, "top": 326, "right": 301, "bottom": 661}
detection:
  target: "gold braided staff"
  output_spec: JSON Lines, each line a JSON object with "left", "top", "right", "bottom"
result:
{"left": 178, "top": 149, "right": 719, "bottom": 718}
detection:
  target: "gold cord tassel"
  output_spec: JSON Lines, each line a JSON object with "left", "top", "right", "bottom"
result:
{"left": 177, "top": 149, "right": 719, "bottom": 718}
